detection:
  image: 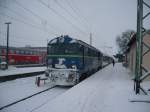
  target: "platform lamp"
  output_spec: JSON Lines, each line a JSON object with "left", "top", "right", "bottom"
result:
{"left": 5, "top": 22, "right": 11, "bottom": 69}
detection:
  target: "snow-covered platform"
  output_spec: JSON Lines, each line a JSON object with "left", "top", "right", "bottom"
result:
{"left": 0, "top": 63, "right": 150, "bottom": 112}
{"left": 32, "top": 63, "right": 150, "bottom": 112}
{"left": 0, "top": 66, "right": 46, "bottom": 77}
{"left": 0, "top": 66, "right": 47, "bottom": 82}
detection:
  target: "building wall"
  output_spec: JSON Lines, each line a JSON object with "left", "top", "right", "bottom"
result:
{"left": 128, "top": 42, "right": 136, "bottom": 75}
{"left": 142, "top": 34, "right": 150, "bottom": 71}
{"left": 127, "top": 32, "right": 150, "bottom": 76}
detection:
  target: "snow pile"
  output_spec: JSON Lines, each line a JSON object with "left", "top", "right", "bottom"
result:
{"left": 33, "top": 63, "right": 150, "bottom": 112}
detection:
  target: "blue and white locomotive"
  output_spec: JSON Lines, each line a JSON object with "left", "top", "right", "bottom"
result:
{"left": 45, "top": 35, "right": 103, "bottom": 86}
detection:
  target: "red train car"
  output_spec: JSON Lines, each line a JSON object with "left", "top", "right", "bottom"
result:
{"left": 0, "top": 46, "right": 45, "bottom": 65}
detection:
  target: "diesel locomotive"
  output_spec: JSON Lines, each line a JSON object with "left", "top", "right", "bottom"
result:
{"left": 45, "top": 35, "right": 103, "bottom": 86}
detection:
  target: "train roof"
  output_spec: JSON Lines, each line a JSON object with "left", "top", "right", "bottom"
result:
{"left": 0, "top": 45, "right": 45, "bottom": 52}
{"left": 48, "top": 35, "right": 102, "bottom": 53}
{"left": 77, "top": 40, "right": 101, "bottom": 53}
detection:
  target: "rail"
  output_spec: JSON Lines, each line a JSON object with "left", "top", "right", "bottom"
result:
{"left": 0, "top": 85, "right": 55, "bottom": 111}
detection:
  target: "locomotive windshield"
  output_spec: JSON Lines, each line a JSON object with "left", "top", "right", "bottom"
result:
{"left": 48, "top": 43, "right": 82, "bottom": 55}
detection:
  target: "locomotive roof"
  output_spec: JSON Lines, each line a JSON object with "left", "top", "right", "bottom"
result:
{"left": 48, "top": 35, "right": 102, "bottom": 53}
{"left": 77, "top": 40, "right": 101, "bottom": 53}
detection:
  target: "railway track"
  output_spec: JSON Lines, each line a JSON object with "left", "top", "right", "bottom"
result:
{"left": 0, "top": 85, "right": 56, "bottom": 111}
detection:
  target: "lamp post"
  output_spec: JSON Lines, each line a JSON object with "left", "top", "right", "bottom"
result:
{"left": 5, "top": 22, "right": 11, "bottom": 69}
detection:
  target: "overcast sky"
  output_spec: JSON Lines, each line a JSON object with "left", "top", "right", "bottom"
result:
{"left": 0, "top": 0, "right": 149, "bottom": 55}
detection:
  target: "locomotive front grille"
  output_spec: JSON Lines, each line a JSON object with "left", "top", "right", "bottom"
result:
{"left": 46, "top": 68, "right": 78, "bottom": 85}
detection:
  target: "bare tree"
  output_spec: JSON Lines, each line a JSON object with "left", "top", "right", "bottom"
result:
{"left": 116, "top": 30, "right": 135, "bottom": 53}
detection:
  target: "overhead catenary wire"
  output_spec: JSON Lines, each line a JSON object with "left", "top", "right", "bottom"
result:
{"left": 54, "top": 0, "right": 88, "bottom": 32}
{"left": 13, "top": 0, "right": 64, "bottom": 34}
{"left": 0, "top": 12, "right": 57, "bottom": 36}
{"left": 0, "top": 4, "right": 38, "bottom": 26}
{"left": 0, "top": 32, "right": 46, "bottom": 47}
{"left": 37, "top": 0, "right": 87, "bottom": 36}
{"left": 0, "top": 31, "right": 44, "bottom": 42}
{"left": 65, "top": 0, "right": 90, "bottom": 30}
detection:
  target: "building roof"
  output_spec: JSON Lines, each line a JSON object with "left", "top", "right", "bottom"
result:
{"left": 125, "top": 30, "right": 150, "bottom": 53}
{"left": 127, "top": 30, "right": 150, "bottom": 47}
{"left": 127, "top": 33, "right": 136, "bottom": 47}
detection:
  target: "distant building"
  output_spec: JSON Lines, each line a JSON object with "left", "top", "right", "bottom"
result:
{"left": 125, "top": 30, "right": 150, "bottom": 76}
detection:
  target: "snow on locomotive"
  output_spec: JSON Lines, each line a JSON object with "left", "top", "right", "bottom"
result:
{"left": 45, "top": 35, "right": 103, "bottom": 86}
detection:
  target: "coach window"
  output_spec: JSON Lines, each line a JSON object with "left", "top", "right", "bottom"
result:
{"left": 0, "top": 49, "right": 3, "bottom": 55}
{"left": 27, "top": 51, "right": 29, "bottom": 55}
{"left": 19, "top": 50, "right": 22, "bottom": 54}
{"left": 14, "top": 50, "right": 16, "bottom": 54}
{"left": 2, "top": 49, "right": 6, "bottom": 54}
{"left": 16, "top": 50, "right": 19, "bottom": 54}
{"left": 18, "top": 50, "right": 21, "bottom": 54}
{"left": 17, "top": 50, "right": 20, "bottom": 54}
{"left": 10, "top": 50, "right": 14, "bottom": 54}
{"left": 1, "top": 49, "right": 4, "bottom": 54}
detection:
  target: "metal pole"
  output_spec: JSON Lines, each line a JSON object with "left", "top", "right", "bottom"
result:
{"left": 135, "top": 0, "right": 143, "bottom": 94}
{"left": 5, "top": 22, "right": 11, "bottom": 69}
{"left": 90, "top": 33, "right": 92, "bottom": 45}
{"left": 46, "top": 38, "right": 49, "bottom": 68}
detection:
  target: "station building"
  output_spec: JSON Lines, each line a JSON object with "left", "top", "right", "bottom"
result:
{"left": 125, "top": 30, "right": 150, "bottom": 76}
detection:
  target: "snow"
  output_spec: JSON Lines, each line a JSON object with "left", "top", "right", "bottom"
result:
{"left": 0, "top": 75, "right": 51, "bottom": 107}
{"left": 0, "top": 75, "right": 69, "bottom": 112}
{"left": 2, "top": 87, "right": 68, "bottom": 112}
{"left": 50, "top": 38, "right": 57, "bottom": 44}
{"left": 59, "top": 37, "right": 65, "bottom": 43}
{"left": 70, "top": 39, "right": 77, "bottom": 43}
{"left": 0, "top": 63, "right": 150, "bottom": 112}
{"left": 32, "top": 63, "right": 150, "bottom": 112}
{"left": 0, "top": 66, "right": 46, "bottom": 76}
